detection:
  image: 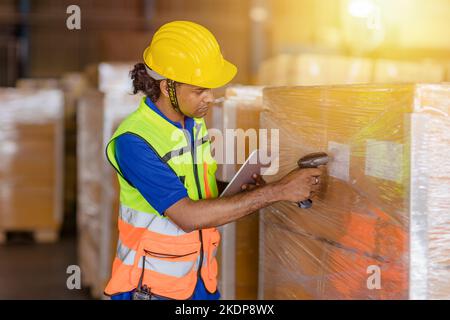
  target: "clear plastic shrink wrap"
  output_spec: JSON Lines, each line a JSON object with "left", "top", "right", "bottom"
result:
{"left": 259, "top": 83, "right": 450, "bottom": 299}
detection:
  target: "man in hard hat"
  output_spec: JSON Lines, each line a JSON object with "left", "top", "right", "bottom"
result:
{"left": 104, "top": 21, "right": 324, "bottom": 300}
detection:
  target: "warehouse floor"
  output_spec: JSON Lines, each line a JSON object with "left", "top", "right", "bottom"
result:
{"left": 0, "top": 233, "right": 92, "bottom": 300}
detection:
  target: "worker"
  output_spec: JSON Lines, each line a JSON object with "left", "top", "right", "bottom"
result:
{"left": 104, "top": 20, "right": 324, "bottom": 300}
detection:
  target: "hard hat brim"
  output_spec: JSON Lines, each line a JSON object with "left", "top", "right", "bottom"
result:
{"left": 199, "top": 59, "right": 237, "bottom": 89}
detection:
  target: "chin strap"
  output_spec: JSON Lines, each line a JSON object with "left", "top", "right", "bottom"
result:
{"left": 166, "top": 79, "right": 182, "bottom": 114}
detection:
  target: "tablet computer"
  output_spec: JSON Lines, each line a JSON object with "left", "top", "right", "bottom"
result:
{"left": 220, "top": 149, "right": 271, "bottom": 197}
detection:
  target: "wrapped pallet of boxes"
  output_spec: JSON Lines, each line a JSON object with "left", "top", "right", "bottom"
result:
{"left": 0, "top": 89, "right": 64, "bottom": 243}
{"left": 259, "top": 83, "right": 450, "bottom": 299}
{"left": 77, "top": 90, "right": 141, "bottom": 298}
{"left": 77, "top": 62, "right": 141, "bottom": 298}
{"left": 206, "top": 86, "right": 264, "bottom": 299}
{"left": 16, "top": 75, "right": 88, "bottom": 231}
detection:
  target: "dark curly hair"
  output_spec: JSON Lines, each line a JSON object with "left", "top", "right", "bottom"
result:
{"left": 130, "top": 63, "right": 162, "bottom": 102}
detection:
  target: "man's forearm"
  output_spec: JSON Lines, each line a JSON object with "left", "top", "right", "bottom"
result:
{"left": 169, "top": 183, "right": 282, "bottom": 232}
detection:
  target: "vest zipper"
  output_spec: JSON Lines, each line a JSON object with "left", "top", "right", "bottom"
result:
{"left": 191, "top": 122, "right": 203, "bottom": 200}
{"left": 190, "top": 123, "right": 204, "bottom": 280}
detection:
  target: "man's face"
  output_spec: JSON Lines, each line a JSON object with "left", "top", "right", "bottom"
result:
{"left": 176, "top": 83, "right": 214, "bottom": 118}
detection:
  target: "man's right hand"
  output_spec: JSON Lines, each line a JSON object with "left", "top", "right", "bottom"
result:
{"left": 273, "top": 167, "right": 324, "bottom": 203}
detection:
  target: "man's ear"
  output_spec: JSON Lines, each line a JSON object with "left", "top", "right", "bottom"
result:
{"left": 160, "top": 80, "right": 170, "bottom": 98}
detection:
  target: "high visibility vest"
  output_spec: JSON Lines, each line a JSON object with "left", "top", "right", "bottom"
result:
{"left": 104, "top": 97, "right": 220, "bottom": 299}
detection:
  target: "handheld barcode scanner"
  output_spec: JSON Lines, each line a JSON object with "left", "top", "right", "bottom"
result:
{"left": 297, "top": 152, "right": 329, "bottom": 209}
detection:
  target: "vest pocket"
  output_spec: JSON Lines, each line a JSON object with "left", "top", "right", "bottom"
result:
{"left": 130, "top": 236, "right": 201, "bottom": 294}
{"left": 144, "top": 248, "right": 198, "bottom": 260}
{"left": 132, "top": 236, "right": 200, "bottom": 289}
{"left": 204, "top": 229, "right": 221, "bottom": 281}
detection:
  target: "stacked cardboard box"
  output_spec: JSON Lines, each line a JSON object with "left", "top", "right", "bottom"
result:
{"left": 259, "top": 83, "right": 450, "bottom": 299}
{"left": 77, "top": 62, "right": 141, "bottom": 298}
{"left": 288, "top": 54, "right": 372, "bottom": 85}
{"left": 0, "top": 89, "right": 64, "bottom": 243}
{"left": 16, "top": 75, "right": 88, "bottom": 230}
{"left": 257, "top": 54, "right": 293, "bottom": 86}
{"left": 258, "top": 55, "right": 449, "bottom": 87}
{"left": 258, "top": 54, "right": 373, "bottom": 86}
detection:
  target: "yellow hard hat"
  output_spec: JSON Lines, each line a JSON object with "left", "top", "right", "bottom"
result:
{"left": 143, "top": 21, "right": 237, "bottom": 89}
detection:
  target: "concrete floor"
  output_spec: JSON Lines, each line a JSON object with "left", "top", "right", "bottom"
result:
{"left": 0, "top": 233, "right": 92, "bottom": 300}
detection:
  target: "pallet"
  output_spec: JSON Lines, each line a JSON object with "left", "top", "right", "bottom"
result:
{"left": 0, "top": 229, "right": 59, "bottom": 244}
{"left": 0, "top": 231, "right": 6, "bottom": 244}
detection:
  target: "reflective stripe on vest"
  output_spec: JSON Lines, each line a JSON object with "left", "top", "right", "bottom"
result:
{"left": 119, "top": 205, "right": 186, "bottom": 237}
{"left": 117, "top": 204, "right": 218, "bottom": 270}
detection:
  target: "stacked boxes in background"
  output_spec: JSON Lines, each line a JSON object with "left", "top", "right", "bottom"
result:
{"left": 257, "top": 54, "right": 293, "bottom": 86}
{"left": 447, "top": 63, "right": 450, "bottom": 81}
{"left": 259, "top": 83, "right": 450, "bottom": 299}
{"left": 207, "top": 85, "right": 264, "bottom": 183}
{"left": 258, "top": 54, "right": 372, "bottom": 86}
{"left": 205, "top": 86, "right": 264, "bottom": 299}
{"left": 60, "top": 73, "right": 89, "bottom": 228}
{"left": 373, "top": 59, "right": 445, "bottom": 83}
{"left": 77, "top": 62, "right": 141, "bottom": 298}
{"left": 16, "top": 75, "right": 88, "bottom": 233}
{"left": 288, "top": 54, "right": 372, "bottom": 85}
{"left": 16, "top": 78, "right": 61, "bottom": 90}
{"left": 0, "top": 89, "right": 64, "bottom": 243}
{"left": 257, "top": 54, "right": 447, "bottom": 86}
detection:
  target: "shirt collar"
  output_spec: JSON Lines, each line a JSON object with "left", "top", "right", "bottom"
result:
{"left": 145, "top": 96, "right": 194, "bottom": 129}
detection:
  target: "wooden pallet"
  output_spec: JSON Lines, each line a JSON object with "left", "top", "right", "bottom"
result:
{"left": 0, "top": 229, "right": 59, "bottom": 244}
